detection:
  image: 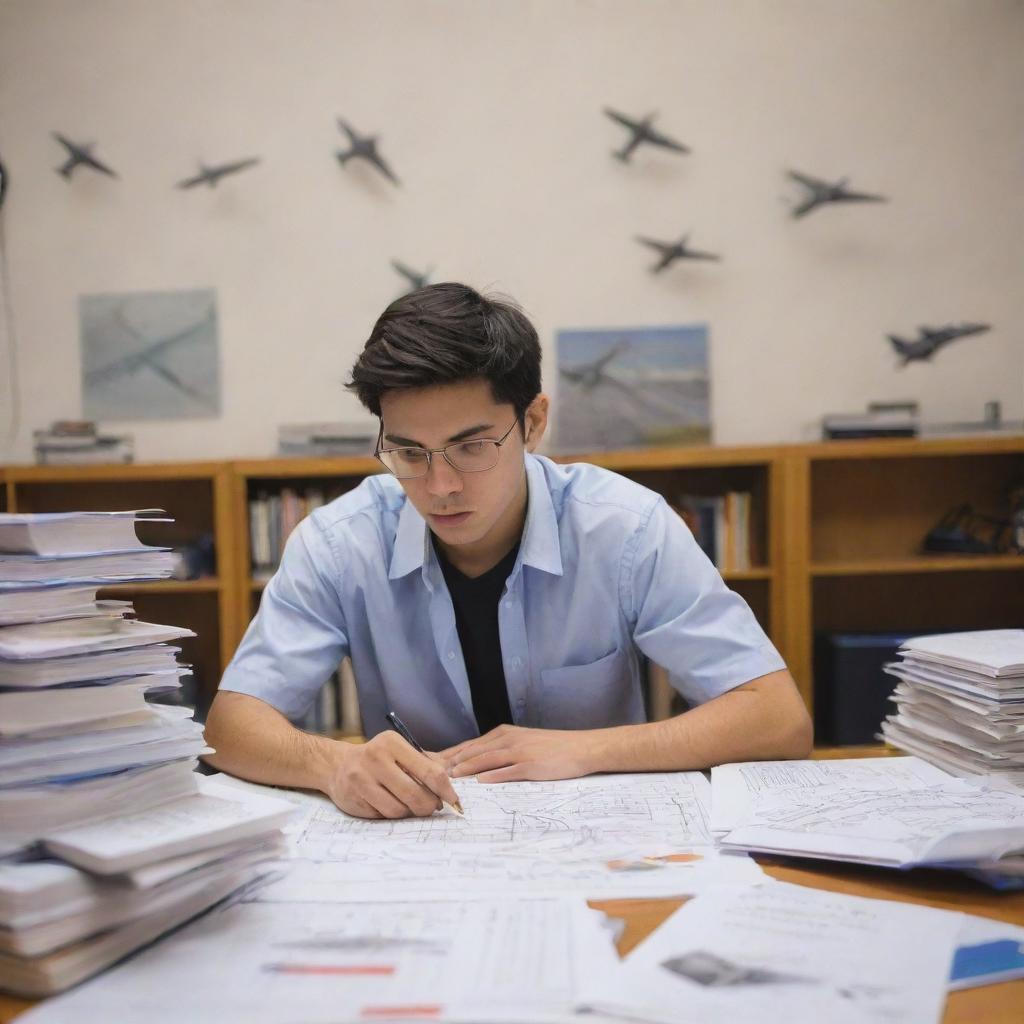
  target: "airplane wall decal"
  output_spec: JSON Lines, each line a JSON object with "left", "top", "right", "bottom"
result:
{"left": 787, "top": 169, "right": 886, "bottom": 218}
{"left": 636, "top": 233, "right": 721, "bottom": 273}
{"left": 603, "top": 108, "right": 690, "bottom": 163}
{"left": 176, "top": 158, "right": 261, "bottom": 189}
{"left": 335, "top": 118, "right": 400, "bottom": 186}
{"left": 52, "top": 133, "right": 118, "bottom": 180}
{"left": 887, "top": 322, "right": 991, "bottom": 365}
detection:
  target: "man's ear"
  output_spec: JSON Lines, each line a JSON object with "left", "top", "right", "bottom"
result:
{"left": 523, "top": 394, "right": 549, "bottom": 452}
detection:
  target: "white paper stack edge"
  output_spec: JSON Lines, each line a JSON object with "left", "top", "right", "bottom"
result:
{"left": 0, "top": 511, "right": 296, "bottom": 996}
{"left": 880, "top": 629, "right": 1024, "bottom": 784}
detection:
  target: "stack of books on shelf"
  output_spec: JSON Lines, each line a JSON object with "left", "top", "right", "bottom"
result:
{"left": 821, "top": 401, "right": 920, "bottom": 440}
{"left": 674, "top": 491, "right": 752, "bottom": 572}
{"left": 0, "top": 510, "right": 296, "bottom": 997}
{"left": 291, "top": 659, "right": 362, "bottom": 737}
{"left": 32, "top": 421, "right": 134, "bottom": 466}
{"left": 249, "top": 488, "right": 327, "bottom": 576}
{"left": 880, "top": 630, "right": 1024, "bottom": 784}
{"left": 277, "top": 420, "right": 376, "bottom": 458}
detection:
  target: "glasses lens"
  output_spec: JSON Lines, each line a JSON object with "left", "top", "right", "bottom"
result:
{"left": 379, "top": 448, "right": 430, "bottom": 478}
{"left": 446, "top": 440, "right": 500, "bottom": 472}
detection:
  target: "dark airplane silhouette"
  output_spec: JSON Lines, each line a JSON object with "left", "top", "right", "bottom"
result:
{"left": 52, "top": 133, "right": 118, "bottom": 179}
{"left": 636, "top": 233, "right": 721, "bottom": 273}
{"left": 603, "top": 108, "right": 690, "bottom": 163}
{"left": 391, "top": 260, "right": 431, "bottom": 292}
{"left": 888, "top": 322, "right": 991, "bottom": 365}
{"left": 559, "top": 342, "right": 629, "bottom": 391}
{"left": 335, "top": 119, "right": 400, "bottom": 186}
{"left": 176, "top": 158, "right": 260, "bottom": 189}
{"left": 788, "top": 170, "right": 886, "bottom": 218}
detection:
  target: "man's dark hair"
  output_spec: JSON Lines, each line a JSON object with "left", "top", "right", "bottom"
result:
{"left": 347, "top": 283, "right": 542, "bottom": 423}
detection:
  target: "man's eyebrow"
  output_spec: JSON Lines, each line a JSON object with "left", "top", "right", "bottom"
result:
{"left": 383, "top": 423, "right": 495, "bottom": 448}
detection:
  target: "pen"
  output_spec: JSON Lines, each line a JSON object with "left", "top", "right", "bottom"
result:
{"left": 385, "top": 711, "right": 464, "bottom": 816}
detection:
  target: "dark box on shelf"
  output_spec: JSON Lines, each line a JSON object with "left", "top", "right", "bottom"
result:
{"left": 813, "top": 632, "right": 916, "bottom": 745}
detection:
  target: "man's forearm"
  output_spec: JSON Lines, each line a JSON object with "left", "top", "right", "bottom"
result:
{"left": 583, "top": 670, "right": 813, "bottom": 774}
{"left": 203, "top": 690, "right": 347, "bottom": 794}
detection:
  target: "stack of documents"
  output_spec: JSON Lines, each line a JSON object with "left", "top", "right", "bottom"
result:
{"left": 879, "top": 629, "right": 1024, "bottom": 783}
{"left": 0, "top": 510, "right": 297, "bottom": 996}
{"left": 713, "top": 755, "right": 1024, "bottom": 885}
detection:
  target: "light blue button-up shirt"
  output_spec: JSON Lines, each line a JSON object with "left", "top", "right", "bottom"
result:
{"left": 218, "top": 454, "right": 786, "bottom": 751}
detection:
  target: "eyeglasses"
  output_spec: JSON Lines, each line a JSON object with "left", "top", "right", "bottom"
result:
{"left": 375, "top": 420, "right": 519, "bottom": 479}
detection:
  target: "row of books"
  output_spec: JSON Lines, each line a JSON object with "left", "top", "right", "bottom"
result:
{"left": 250, "top": 486, "right": 756, "bottom": 578}
{"left": 0, "top": 510, "right": 294, "bottom": 996}
{"left": 673, "top": 491, "right": 753, "bottom": 573}
{"left": 291, "top": 659, "right": 362, "bottom": 737}
{"left": 248, "top": 489, "right": 328, "bottom": 574}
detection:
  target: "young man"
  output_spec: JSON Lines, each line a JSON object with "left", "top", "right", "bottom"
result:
{"left": 205, "top": 284, "right": 812, "bottom": 819}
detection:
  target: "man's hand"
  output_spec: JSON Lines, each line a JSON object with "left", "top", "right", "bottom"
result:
{"left": 441, "top": 724, "right": 596, "bottom": 783}
{"left": 324, "top": 731, "right": 462, "bottom": 819}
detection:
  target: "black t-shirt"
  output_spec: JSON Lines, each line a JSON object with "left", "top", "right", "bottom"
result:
{"left": 435, "top": 539, "right": 519, "bottom": 735}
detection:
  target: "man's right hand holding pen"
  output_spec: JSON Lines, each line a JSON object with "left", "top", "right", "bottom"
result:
{"left": 322, "top": 730, "right": 463, "bottom": 820}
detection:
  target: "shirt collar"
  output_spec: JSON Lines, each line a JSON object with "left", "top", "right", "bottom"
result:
{"left": 518, "top": 454, "right": 564, "bottom": 577}
{"left": 387, "top": 453, "right": 564, "bottom": 582}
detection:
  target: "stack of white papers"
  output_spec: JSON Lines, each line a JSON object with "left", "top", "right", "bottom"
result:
{"left": 714, "top": 756, "right": 1024, "bottom": 879}
{"left": 0, "top": 778, "right": 296, "bottom": 997}
{"left": 0, "top": 510, "right": 297, "bottom": 996}
{"left": 0, "top": 585, "right": 131, "bottom": 626}
{"left": 880, "top": 629, "right": 1024, "bottom": 783}
{"left": 0, "top": 510, "right": 175, "bottom": 585}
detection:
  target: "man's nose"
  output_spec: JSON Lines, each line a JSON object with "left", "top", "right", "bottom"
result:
{"left": 424, "top": 453, "right": 463, "bottom": 497}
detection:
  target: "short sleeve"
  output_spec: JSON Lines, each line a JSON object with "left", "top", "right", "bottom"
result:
{"left": 627, "top": 498, "right": 785, "bottom": 706}
{"left": 217, "top": 515, "right": 350, "bottom": 720}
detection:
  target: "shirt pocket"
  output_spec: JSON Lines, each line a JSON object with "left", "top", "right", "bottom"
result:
{"left": 539, "top": 646, "right": 637, "bottom": 730}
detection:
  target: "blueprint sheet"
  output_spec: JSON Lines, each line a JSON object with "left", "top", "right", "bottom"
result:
{"left": 17, "top": 894, "right": 609, "bottom": 1024}
{"left": 214, "top": 771, "right": 764, "bottom": 899}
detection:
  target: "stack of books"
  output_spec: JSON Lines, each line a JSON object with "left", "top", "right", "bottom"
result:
{"left": 0, "top": 511, "right": 295, "bottom": 996}
{"left": 277, "top": 421, "right": 376, "bottom": 457}
{"left": 821, "top": 401, "right": 920, "bottom": 440}
{"left": 291, "top": 658, "right": 361, "bottom": 737}
{"left": 249, "top": 487, "right": 327, "bottom": 576}
{"left": 33, "top": 422, "right": 134, "bottom": 465}
{"left": 675, "top": 492, "right": 752, "bottom": 572}
{"left": 880, "top": 629, "right": 1024, "bottom": 783}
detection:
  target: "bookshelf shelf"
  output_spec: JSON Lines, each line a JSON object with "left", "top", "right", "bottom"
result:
{"left": 810, "top": 556, "right": 1024, "bottom": 577}
{"left": 722, "top": 567, "right": 773, "bottom": 581}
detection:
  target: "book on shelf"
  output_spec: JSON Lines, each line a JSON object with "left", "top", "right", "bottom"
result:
{"left": 249, "top": 487, "right": 327, "bottom": 575}
{"left": 277, "top": 421, "right": 377, "bottom": 457}
{"left": 673, "top": 492, "right": 752, "bottom": 573}
{"left": 290, "top": 658, "right": 362, "bottom": 738}
{"left": 33, "top": 422, "right": 135, "bottom": 465}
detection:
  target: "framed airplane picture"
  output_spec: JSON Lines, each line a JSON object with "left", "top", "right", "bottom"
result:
{"left": 554, "top": 323, "right": 710, "bottom": 452}
{"left": 79, "top": 288, "right": 221, "bottom": 421}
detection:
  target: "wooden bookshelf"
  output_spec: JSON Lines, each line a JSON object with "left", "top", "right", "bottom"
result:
{"left": 783, "top": 435, "right": 1024, "bottom": 729}
{"left": 1, "top": 462, "right": 239, "bottom": 712}
{"left": 3, "top": 435, "right": 1022, "bottom": 739}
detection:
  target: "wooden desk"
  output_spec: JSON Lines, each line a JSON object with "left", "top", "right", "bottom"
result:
{"left": 3, "top": 749, "right": 1021, "bottom": 1022}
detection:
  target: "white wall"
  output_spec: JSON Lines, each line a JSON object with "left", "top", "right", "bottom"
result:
{"left": 0, "top": 0, "right": 1021, "bottom": 462}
